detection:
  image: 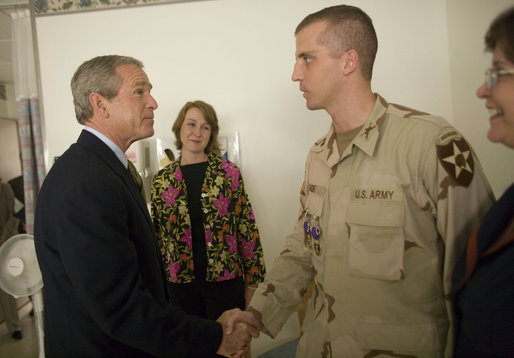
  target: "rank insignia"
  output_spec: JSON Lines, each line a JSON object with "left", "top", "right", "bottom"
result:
{"left": 437, "top": 137, "right": 474, "bottom": 187}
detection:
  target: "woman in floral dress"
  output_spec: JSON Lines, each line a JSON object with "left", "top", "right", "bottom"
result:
{"left": 151, "top": 100, "right": 266, "bottom": 322}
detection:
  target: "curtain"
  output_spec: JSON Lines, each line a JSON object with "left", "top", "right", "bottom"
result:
{"left": 11, "top": 9, "right": 45, "bottom": 235}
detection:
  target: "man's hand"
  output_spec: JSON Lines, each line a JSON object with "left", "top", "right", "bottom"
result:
{"left": 216, "top": 308, "right": 262, "bottom": 357}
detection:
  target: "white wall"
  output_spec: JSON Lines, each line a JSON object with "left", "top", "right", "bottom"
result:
{"left": 34, "top": 0, "right": 512, "bottom": 354}
{"left": 446, "top": 0, "right": 513, "bottom": 197}
{"left": 0, "top": 83, "right": 22, "bottom": 182}
{"left": 0, "top": 118, "right": 22, "bottom": 182}
{"left": 0, "top": 82, "right": 17, "bottom": 119}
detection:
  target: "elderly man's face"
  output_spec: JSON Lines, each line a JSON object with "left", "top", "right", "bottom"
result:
{"left": 105, "top": 64, "right": 158, "bottom": 151}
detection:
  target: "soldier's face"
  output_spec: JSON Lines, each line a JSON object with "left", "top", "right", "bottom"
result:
{"left": 292, "top": 21, "right": 345, "bottom": 113}
{"left": 476, "top": 47, "right": 514, "bottom": 148}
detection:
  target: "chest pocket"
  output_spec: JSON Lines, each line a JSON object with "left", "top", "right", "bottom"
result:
{"left": 347, "top": 198, "right": 404, "bottom": 281}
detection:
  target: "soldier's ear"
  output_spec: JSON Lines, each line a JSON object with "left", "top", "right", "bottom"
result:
{"left": 341, "top": 50, "right": 358, "bottom": 75}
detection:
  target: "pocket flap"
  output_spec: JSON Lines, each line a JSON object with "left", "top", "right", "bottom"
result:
{"left": 348, "top": 201, "right": 404, "bottom": 227}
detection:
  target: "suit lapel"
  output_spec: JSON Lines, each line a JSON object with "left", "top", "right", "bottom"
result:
{"left": 76, "top": 130, "right": 152, "bottom": 226}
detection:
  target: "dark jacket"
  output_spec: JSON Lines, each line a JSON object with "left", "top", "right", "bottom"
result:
{"left": 452, "top": 184, "right": 514, "bottom": 357}
{"left": 34, "top": 130, "right": 222, "bottom": 357}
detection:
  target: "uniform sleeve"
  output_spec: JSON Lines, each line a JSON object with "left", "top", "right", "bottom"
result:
{"left": 248, "top": 152, "right": 316, "bottom": 338}
{"left": 233, "top": 169, "right": 266, "bottom": 284}
{"left": 422, "top": 128, "right": 494, "bottom": 355}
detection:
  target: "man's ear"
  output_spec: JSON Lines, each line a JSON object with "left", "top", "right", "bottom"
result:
{"left": 90, "top": 92, "right": 108, "bottom": 117}
{"left": 342, "top": 50, "right": 359, "bottom": 75}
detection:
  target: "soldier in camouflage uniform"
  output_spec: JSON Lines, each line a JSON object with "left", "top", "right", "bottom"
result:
{"left": 247, "top": 5, "right": 494, "bottom": 357}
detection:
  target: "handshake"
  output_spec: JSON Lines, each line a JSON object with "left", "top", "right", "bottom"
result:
{"left": 216, "top": 308, "right": 262, "bottom": 358}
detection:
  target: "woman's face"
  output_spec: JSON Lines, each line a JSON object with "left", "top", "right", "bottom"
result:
{"left": 179, "top": 107, "right": 212, "bottom": 155}
{"left": 476, "top": 46, "right": 514, "bottom": 148}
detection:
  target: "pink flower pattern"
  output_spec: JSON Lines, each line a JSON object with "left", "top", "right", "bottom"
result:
{"left": 179, "top": 229, "right": 192, "bottom": 250}
{"left": 151, "top": 151, "right": 265, "bottom": 285}
{"left": 174, "top": 168, "right": 182, "bottom": 182}
{"left": 225, "top": 234, "right": 237, "bottom": 253}
{"left": 221, "top": 160, "right": 240, "bottom": 191}
{"left": 168, "top": 261, "right": 181, "bottom": 282}
{"left": 162, "top": 186, "right": 179, "bottom": 207}
{"left": 217, "top": 269, "right": 236, "bottom": 281}
{"left": 240, "top": 238, "right": 256, "bottom": 260}
{"left": 205, "top": 229, "right": 213, "bottom": 244}
{"left": 214, "top": 193, "right": 230, "bottom": 216}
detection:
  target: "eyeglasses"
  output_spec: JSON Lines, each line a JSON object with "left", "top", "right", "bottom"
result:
{"left": 484, "top": 68, "right": 514, "bottom": 90}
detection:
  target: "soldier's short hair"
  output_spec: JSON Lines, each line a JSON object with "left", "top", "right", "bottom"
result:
{"left": 484, "top": 7, "right": 514, "bottom": 62}
{"left": 295, "top": 5, "right": 378, "bottom": 82}
{"left": 71, "top": 55, "right": 144, "bottom": 125}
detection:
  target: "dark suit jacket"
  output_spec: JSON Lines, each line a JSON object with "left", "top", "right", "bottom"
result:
{"left": 35, "top": 130, "right": 222, "bottom": 357}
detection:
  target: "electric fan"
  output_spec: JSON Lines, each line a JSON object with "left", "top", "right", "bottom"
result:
{"left": 0, "top": 233, "right": 44, "bottom": 358}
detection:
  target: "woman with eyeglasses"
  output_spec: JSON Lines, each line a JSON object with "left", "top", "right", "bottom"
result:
{"left": 452, "top": 7, "right": 514, "bottom": 357}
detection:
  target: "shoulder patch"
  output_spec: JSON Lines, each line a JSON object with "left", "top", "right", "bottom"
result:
{"left": 436, "top": 137, "right": 474, "bottom": 187}
{"left": 438, "top": 130, "right": 460, "bottom": 144}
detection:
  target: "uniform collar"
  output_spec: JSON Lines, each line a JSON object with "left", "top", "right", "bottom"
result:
{"left": 314, "top": 94, "right": 388, "bottom": 167}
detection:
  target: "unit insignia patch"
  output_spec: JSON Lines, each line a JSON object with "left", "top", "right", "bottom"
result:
{"left": 436, "top": 138, "right": 474, "bottom": 187}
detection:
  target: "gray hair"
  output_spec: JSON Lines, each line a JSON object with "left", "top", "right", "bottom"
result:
{"left": 71, "top": 55, "right": 143, "bottom": 124}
